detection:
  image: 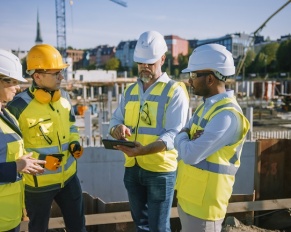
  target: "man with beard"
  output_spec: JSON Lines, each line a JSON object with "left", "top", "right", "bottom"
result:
{"left": 174, "top": 44, "right": 250, "bottom": 232}
{"left": 109, "top": 30, "right": 189, "bottom": 231}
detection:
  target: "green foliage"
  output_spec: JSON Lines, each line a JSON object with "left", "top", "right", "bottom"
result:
{"left": 276, "top": 39, "right": 291, "bottom": 72}
{"left": 245, "top": 42, "right": 280, "bottom": 76}
{"left": 105, "top": 57, "right": 120, "bottom": 70}
{"left": 86, "top": 64, "right": 96, "bottom": 70}
{"left": 244, "top": 49, "right": 256, "bottom": 68}
{"left": 131, "top": 63, "right": 138, "bottom": 76}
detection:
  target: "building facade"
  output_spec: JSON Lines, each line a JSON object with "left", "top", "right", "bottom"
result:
{"left": 164, "top": 35, "right": 189, "bottom": 65}
{"left": 115, "top": 40, "right": 137, "bottom": 69}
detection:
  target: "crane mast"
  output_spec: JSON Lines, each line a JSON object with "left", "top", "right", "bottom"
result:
{"left": 55, "top": 0, "right": 67, "bottom": 58}
{"left": 54, "top": 0, "right": 127, "bottom": 60}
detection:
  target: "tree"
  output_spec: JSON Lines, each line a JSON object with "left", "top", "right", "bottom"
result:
{"left": 244, "top": 49, "right": 256, "bottom": 76}
{"left": 131, "top": 63, "right": 138, "bottom": 76}
{"left": 260, "top": 42, "right": 279, "bottom": 73}
{"left": 177, "top": 54, "right": 189, "bottom": 73}
{"left": 252, "top": 42, "right": 279, "bottom": 75}
{"left": 105, "top": 57, "right": 120, "bottom": 70}
{"left": 276, "top": 39, "right": 291, "bottom": 72}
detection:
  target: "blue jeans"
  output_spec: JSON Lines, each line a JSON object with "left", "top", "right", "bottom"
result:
{"left": 124, "top": 165, "right": 176, "bottom": 232}
{"left": 25, "top": 175, "right": 86, "bottom": 232}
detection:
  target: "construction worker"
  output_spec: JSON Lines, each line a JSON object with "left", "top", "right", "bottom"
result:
{"left": 174, "top": 44, "right": 250, "bottom": 231}
{"left": 109, "top": 31, "right": 189, "bottom": 232}
{"left": 6, "top": 44, "right": 86, "bottom": 232}
{"left": 0, "top": 49, "right": 45, "bottom": 232}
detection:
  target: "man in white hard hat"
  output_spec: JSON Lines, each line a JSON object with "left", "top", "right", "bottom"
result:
{"left": 174, "top": 44, "right": 250, "bottom": 231}
{"left": 109, "top": 31, "right": 189, "bottom": 231}
{"left": 0, "top": 49, "right": 45, "bottom": 232}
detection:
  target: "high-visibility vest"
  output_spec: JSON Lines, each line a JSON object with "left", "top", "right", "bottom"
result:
{"left": 6, "top": 88, "right": 80, "bottom": 192}
{"left": 176, "top": 97, "right": 250, "bottom": 220}
{"left": 0, "top": 109, "right": 24, "bottom": 231}
{"left": 123, "top": 80, "right": 188, "bottom": 172}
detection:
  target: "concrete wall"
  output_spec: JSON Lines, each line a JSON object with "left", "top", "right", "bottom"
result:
{"left": 77, "top": 141, "right": 256, "bottom": 202}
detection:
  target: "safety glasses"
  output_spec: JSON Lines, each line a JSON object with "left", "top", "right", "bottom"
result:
{"left": 141, "top": 102, "right": 151, "bottom": 125}
{"left": 36, "top": 70, "right": 65, "bottom": 78}
{"left": 189, "top": 72, "right": 213, "bottom": 80}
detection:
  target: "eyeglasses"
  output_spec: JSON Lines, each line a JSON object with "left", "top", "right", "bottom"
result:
{"left": 36, "top": 70, "right": 65, "bottom": 78}
{"left": 39, "top": 126, "right": 53, "bottom": 145}
{"left": 0, "top": 77, "right": 19, "bottom": 85}
{"left": 141, "top": 102, "right": 151, "bottom": 125}
{"left": 189, "top": 72, "right": 213, "bottom": 80}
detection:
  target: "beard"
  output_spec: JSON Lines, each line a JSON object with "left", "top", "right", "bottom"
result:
{"left": 138, "top": 70, "right": 154, "bottom": 83}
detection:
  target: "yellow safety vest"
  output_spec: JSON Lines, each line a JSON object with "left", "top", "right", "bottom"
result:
{"left": 0, "top": 109, "right": 24, "bottom": 231}
{"left": 6, "top": 88, "right": 80, "bottom": 192}
{"left": 176, "top": 97, "right": 250, "bottom": 220}
{"left": 123, "top": 80, "right": 187, "bottom": 172}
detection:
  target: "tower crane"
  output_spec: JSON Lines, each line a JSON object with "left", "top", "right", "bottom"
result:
{"left": 55, "top": 0, "right": 127, "bottom": 59}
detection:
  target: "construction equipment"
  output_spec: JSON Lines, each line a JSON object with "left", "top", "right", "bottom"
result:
{"left": 110, "top": 0, "right": 127, "bottom": 7}
{"left": 236, "top": 0, "right": 291, "bottom": 77}
{"left": 54, "top": 0, "right": 128, "bottom": 59}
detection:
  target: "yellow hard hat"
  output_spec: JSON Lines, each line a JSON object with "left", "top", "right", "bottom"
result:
{"left": 26, "top": 44, "right": 69, "bottom": 72}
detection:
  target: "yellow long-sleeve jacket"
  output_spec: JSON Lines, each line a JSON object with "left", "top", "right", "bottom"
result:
{"left": 7, "top": 87, "right": 80, "bottom": 192}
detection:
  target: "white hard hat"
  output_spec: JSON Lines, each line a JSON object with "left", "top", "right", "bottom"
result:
{"left": 0, "top": 49, "right": 27, "bottom": 82}
{"left": 182, "top": 44, "right": 235, "bottom": 79}
{"left": 134, "top": 31, "right": 168, "bottom": 64}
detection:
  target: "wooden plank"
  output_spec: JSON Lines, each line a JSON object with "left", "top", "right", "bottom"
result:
{"left": 20, "top": 198, "right": 291, "bottom": 230}
{"left": 227, "top": 198, "right": 291, "bottom": 213}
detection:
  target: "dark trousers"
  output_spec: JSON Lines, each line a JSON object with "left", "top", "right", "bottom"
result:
{"left": 25, "top": 175, "right": 86, "bottom": 232}
{"left": 6, "top": 224, "right": 20, "bottom": 232}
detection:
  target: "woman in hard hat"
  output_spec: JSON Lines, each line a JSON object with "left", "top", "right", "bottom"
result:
{"left": 0, "top": 49, "right": 45, "bottom": 232}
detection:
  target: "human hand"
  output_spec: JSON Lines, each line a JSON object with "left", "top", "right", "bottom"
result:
{"left": 115, "top": 141, "right": 142, "bottom": 157}
{"left": 192, "top": 130, "right": 204, "bottom": 140}
{"left": 16, "top": 153, "right": 46, "bottom": 175}
{"left": 69, "top": 141, "right": 83, "bottom": 159}
{"left": 111, "top": 124, "right": 131, "bottom": 140}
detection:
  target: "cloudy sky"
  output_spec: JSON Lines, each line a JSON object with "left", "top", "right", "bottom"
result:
{"left": 1, "top": 0, "right": 290, "bottom": 51}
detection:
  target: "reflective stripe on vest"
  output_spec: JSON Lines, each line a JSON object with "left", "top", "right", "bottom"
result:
{"left": 191, "top": 100, "right": 244, "bottom": 176}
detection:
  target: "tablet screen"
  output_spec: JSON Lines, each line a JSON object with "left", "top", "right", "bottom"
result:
{"left": 102, "top": 139, "right": 135, "bottom": 150}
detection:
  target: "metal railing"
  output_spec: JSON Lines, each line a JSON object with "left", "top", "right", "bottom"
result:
{"left": 251, "top": 130, "right": 291, "bottom": 140}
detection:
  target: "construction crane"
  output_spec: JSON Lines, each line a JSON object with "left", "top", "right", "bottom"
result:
{"left": 110, "top": 0, "right": 127, "bottom": 7}
{"left": 236, "top": 0, "right": 291, "bottom": 77}
{"left": 55, "top": 0, "right": 67, "bottom": 59}
{"left": 55, "top": 0, "right": 127, "bottom": 59}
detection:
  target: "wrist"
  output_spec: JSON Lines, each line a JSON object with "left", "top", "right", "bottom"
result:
{"left": 110, "top": 124, "right": 121, "bottom": 136}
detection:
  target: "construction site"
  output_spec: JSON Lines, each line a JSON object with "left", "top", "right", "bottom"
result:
{"left": 15, "top": 75, "right": 291, "bottom": 232}
{"left": 11, "top": 0, "right": 291, "bottom": 231}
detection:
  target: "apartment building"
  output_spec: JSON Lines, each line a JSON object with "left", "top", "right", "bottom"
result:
{"left": 164, "top": 35, "right": 189, "bottom": 65}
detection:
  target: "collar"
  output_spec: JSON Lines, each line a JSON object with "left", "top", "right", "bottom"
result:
{"left": 204, "top": 90, "right": 234, "bottom": 107}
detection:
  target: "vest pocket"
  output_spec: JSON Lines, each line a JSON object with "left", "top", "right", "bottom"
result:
{"left": 124, "top": 103, "right": 139, "bottom": 127}
{"left": 26, "top": 115, "right": 53, "bottom": 146}
{"left": 177, "top": 164, "right": 208, "bottom": 206}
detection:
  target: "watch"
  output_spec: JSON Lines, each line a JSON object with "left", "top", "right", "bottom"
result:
{"left": 110, "top": 125, "right": 119, "bottom": 136}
